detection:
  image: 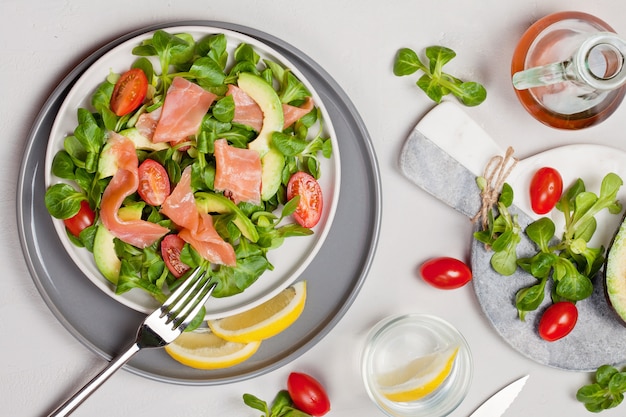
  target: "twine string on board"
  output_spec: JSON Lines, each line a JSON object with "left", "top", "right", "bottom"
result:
{"left": 471, "top": 146, "right": 518, "bottom": 229}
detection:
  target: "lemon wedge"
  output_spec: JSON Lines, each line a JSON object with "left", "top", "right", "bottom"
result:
{"left": 207, "top": 281, "right": 306, "bottom": 343}
{"left": 164, "top": 328, "right": 261, "bottom": 369}
{"left": 377, "top": 346, "right": 459, "bottom": 402}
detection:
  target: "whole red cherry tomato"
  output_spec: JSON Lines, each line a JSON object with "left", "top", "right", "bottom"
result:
{"left": 419, "top": 257, "right": 472, "bottom": 289}
{"left": 538, "top": 301, "right": 578, "bottom": 342}
{"left": 287, "top": 372, "right": 330, "bottom": 416}
{"left": 64, "top": 200, "right": 95, "bottom": 238}
{"left": 529, "top": 167, "right": 563, "bottom": 215}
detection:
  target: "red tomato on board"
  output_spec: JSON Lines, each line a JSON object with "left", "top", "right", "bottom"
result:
{"left": 529, "top": 167, "right": 563, "bottom": 215}
{"left": 419, "top": 257, "right": 472, "bottom": 289}
{"left": 138, "top": 159, "right": 171, "bottom": 206}
{"left": 64, "top": 200, "right": 95, "bottom": 238}
{"left": 110, "top": 68, "right": 148, "bottom": 117}
{"left": 286, "top": 172, "right": 323, "bottom": 228}
{"left": 538, "top": 301, "right": 578, "bottom": 342}
{"left": 287, "top": 372, "right": 331, "bottom": 416}
{"left": 161, "top": 234, "right": 191, "bottom": 278}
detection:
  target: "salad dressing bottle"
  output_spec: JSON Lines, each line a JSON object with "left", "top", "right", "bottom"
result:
{"left": 511, "top": 11, "right": 626, "bottom": 129}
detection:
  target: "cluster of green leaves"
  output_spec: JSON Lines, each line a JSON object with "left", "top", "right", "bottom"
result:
{"left": 244, "top": 391, "right": 311, "bottom": 417}
{"left": 393, "top": 46, "right": 487, "bottom": 106}
{"left": 577, "top": 365, "right": 626, "bottom": 413}
{"left": 474, "top": 173, "right": 623, "bottom": 320}
{"left": 44, "top": 29, "right": 331, "bottom": 303}
{"left": 474, "top": 182, "right": 522, "bottom": 276}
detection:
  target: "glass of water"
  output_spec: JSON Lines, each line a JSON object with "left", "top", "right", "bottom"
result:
{"left": 361, "top": 314, "right": 472, "bottom": 417}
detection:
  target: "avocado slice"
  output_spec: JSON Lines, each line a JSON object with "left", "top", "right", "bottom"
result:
{"left": 260, "top": 148, "right": 285, "bottom": 201}
{"left": 237, "top": 72, "right": 284, "bottom": 156}
{"left": 93, "top": 224, "right": 121, "bottom": 284}
{"left": 93, "top": 205, "right": 144, "bottom": 284}
{"left": 119, "top": 127, "right": 169, "bottom": 152}
{"left": 195, "top": 192, "right": 259, "bottom": 242}
{"left": 605, "top": 214, "right": 626, "bottom": 325}
{"left": 97, "top": 128, "right": 169, "bottom": 179}
{"left": 97, "top": 140, "right": 118, "bottom": 179}
{"left": 237, "top": 72, "right": 286, "bottom": 201}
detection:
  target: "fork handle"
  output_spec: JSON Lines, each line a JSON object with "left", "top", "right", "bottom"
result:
{"left": 47, "top": 343, "right": 141, "bottom": 416}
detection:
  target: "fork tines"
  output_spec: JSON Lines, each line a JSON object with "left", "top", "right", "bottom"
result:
{"left": 160, "top": 268, "right": 216, "bottom": 330}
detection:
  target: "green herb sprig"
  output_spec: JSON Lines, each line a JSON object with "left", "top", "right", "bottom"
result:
{"left": 393, "top": 46, "right": 487, "bottom": 106}
{"left": 474, "top": 173, "right": 623, "bottom": 320}
{"left": 474, "top": 182, "right": 522, "bottom": 276}
{"left": 577, "top": 365, "right": 626, "bottom": 413}
{"left": 243, "top": 391, "right": 311, "bottom": 417}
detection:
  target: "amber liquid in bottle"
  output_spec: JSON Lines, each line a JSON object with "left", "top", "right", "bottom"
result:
{"left": 511, "top": 11, "right": 626, "bottom": 129}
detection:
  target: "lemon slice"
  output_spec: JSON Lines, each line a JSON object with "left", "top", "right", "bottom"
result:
{"left": 164, "top": 328, "right": 261, "bottom": 369}
{"left": 377, "top": 346, "right": 459, "bottom": 402}
{"left": 207, "top": 281, "right": 306, "bottom": 343}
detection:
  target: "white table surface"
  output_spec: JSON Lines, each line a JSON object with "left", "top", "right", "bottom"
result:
{"left": 3, "top": 0, "right": 626, "bottom": 416}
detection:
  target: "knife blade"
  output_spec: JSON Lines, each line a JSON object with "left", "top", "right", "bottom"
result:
{"left": 469, "top": 375, "right": 529, "bottom": 417}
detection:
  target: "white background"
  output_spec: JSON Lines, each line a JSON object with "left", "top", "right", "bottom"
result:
{"left": 3, "top": 0, "right": 626, "bottom": 416}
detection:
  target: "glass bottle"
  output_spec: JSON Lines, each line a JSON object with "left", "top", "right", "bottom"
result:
{"left": 511, "top": 11, "right": 626, "bottom": 129}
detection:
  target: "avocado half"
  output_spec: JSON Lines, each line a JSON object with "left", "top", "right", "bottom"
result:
{"left": 604, "top": 213, "right": 626, "bottom": 325}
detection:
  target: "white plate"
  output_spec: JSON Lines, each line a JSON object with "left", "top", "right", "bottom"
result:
{"left": 44, "top": 26, "right": 340, "bottom": 319}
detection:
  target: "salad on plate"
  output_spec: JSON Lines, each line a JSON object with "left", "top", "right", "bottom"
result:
{"left": 44, "top": 28, "right": 339, "bottom": 319}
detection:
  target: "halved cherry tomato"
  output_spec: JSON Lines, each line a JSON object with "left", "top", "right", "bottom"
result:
{"left": 110, "top": 68, "right": 148, "bottom": 117}
{"left": 419, "top": 257, "right": 472, "bottom": 289}
{"left": 529, "top": 167, "right": 563, "bottom": 215}
{"left": 138, "top": 159, "right": 171, "bottom": 206}
{"left": 286, "top": 172, "right": 323, "bottom": 228}
{"left": 161, "top": 234, "right": 191, "bottom": 278}
{"left": 64, "top": 200, "right": 95, "bottom": 238}
{"left": 538, "top": 301, "right": 578, "bottom": 342}
{"left": 287, "top": 372, "right": 331, "bottom": 416}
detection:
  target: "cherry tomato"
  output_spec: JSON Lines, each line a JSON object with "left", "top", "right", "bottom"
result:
{"left": 64, "top": 200, "right": 95, "bottom": 238}
{"left": 161, "top": 234, "right": 191, "bottom": 278}
{"left": 419, "top": 257, "right": 472, "bottom": 289}
{"left": 538, "top": 301, "right": 578, "bottom": 342}
{"left": 110, "top": 68, "right": 148, "bottom": 116}
{"left": 286, "top": 172, "right": 323, "bottom": 228}
{"left": 138, "top": 159, "right": 171, "bottom": 206}
{"left": 529, "top": 167, "right": 563, "bottom": 215}
{"left": 287, "top": 372, "right": 331, "bottom": 416}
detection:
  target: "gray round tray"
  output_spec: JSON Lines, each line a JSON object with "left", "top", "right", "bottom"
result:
{"left": 16, "top": 21, "right": 382, "bottom": 385}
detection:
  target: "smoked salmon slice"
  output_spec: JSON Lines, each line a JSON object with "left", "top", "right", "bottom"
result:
{"left": 227, "top": 84, "right": 263, "bottom": 132}
{"left": 161, "top": 167, "right": 236, "bottom": 266}
{"left": 282, "top": 96, "right": 314, "bottom": 128}
{"left": 136, "top": 107, "right": 162, "bottom": 140}
{"left": 99, "top": 133, "right": 169, "bottom": 248}
{"left": 227, "top": 84, "right": 314, "bottom": 131}
{"left": 152, "top": 77, "right": 217, "bottom": 144}
{"left": 213, "top": 138, "right": 262, "bottom": 205}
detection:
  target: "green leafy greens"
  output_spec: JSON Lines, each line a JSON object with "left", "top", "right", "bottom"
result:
{"left": 474, "top": 173, "right": 623, "bottom": 320}
{"left": 393, "top": 46, "right": 487, "bottom": 106}
{"left": 577, "top": 365, "right": 626, "bottom": 413}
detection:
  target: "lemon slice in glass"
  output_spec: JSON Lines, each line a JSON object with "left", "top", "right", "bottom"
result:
{"left": 207, "top": 281, "right": 306, "bottom": 343}
{"left": 377, "top": 346, "right": 459, "bottom": 402}
{"left": 165, "top": 328, "right": 261, "bottom": 369}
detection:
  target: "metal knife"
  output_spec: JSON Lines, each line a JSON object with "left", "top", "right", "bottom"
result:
{"left": 469, "top": 375, "right": 529, "bottom": 417}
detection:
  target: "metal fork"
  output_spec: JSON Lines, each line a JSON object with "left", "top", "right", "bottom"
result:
{"left": 48, "top": 268, "right": 216, "bottom": 417}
